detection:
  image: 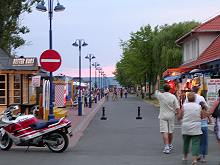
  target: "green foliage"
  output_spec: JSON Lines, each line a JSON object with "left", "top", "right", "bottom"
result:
{"left": 0, "top": 0, "right": 39, "bottom": 55}
{"left": 115, "top": 21, "right": 199, "bottom": 91}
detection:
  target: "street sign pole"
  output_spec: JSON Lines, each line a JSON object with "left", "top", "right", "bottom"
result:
{"left": 40, "top": 49, "right": 61, "bottom": 120}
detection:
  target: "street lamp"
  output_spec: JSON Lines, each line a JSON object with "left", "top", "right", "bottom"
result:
{"left": 72, "top": 39, "right": 88, "bottom": 116}
{"left": 36, "top": 0, "right": 65, "bottom": 120}
{"left": 92, "top": 62, "right": 100, "bottom": 88}
{"left": 85, "top": 54, "right": 95, "bottom": 108}
{"left": 97, "top": 67, "right": 102, "bottom": 100}
{"left": 103, "top": 73, "right": 106, "bottom": 89}
{"left": 101, "top": 71, "right": 105, "bottom": 97}
{"left": 92, "top": 62, "right": 100, "bottom": 103}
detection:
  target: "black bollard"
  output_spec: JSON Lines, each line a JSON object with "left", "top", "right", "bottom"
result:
{"left": 100, "top": 107, "right": 107, "bottom": 120}
{"left": 136, "top": 106, "right": 143, "bottom": 119}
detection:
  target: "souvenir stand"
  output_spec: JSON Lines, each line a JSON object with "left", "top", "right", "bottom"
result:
{"left": 0, "top": 49, "right": 39, "bottom": 113}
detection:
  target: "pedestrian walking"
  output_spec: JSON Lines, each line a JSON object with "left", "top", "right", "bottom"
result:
{"left": 209, "top": 89, "right": 220, "bottom": 153}
{"left": 112, "top": 88, "right": 118, "bottom": 101}
{"left": 120, "top": 88, "right": 123, "bottom": 98}
{"left": 155, "top": 84, "right": 180, "bottom": 154}
{"left": 179, "top": 92, "right": 208, "bottom": 164}
{"left": 104, "top": 88, "right": 109, "bottom": 101}
{"left": 185, "top": 86, "right": 209, "bottom": 162}
{"left": 124, "top": 88, "right": 128, "bottom": 98}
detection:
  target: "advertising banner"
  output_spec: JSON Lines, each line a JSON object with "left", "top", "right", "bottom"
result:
{"left": 207, "top": 79, "right": 220, "bottom": 107}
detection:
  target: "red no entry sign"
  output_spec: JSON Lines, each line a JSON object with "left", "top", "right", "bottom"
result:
{"left": 40, "top": 49, "right": 62, "bottom": 72}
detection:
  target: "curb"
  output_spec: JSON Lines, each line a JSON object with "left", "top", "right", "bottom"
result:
{"left": 69, "top": 99, "right": 105, "bottom": 148}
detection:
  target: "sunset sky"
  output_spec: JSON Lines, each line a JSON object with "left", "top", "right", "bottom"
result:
{"left": 17, "top": 0, "right": 220, "bottom": 77}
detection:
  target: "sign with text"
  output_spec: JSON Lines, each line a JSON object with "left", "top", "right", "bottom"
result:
{"left": 32, "top": 76, "right": 41, "bottom": 87}
{"left": 12, "top": 58, "right": 35, "bottom": 66}
{"left": 207, "top": 79, "right": 220, "bottom": 107}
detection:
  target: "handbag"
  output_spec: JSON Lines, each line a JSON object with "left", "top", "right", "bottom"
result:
{"left": 212, "top": 100, "right": 220, "bottom": 118}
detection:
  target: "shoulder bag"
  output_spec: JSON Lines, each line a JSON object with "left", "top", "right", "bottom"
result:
{"left": 212, "top": 100, "right": 220, "bottom": 118}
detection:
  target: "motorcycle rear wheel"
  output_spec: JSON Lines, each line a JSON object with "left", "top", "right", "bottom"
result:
{"left": 0, "top": 134, "right": 13, "bottom": 151}
{"left": 46, "top": 132, "right": 69, "bottom": 153}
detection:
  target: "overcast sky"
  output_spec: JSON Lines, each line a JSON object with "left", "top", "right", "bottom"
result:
{"left": 17, "top": 0, "right": 220, "bottom": 77}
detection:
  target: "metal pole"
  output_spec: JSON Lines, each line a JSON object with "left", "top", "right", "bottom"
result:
{"left": 94, "top": 63, "right": 97, "bottom": 88}
{"left": 78, "top": 40, "right": 82, "bottom": 116}
{"left": 98, "top": 70, "right": 101, "bottom": 100}
{"left": 89, "top": 55, "right": 92, "bottom": 108}
{"left": 94, "top": 67, "right": 97, "bottom": 103}
{"left": 48, "top": 0, "right": 54, "bottom": 120}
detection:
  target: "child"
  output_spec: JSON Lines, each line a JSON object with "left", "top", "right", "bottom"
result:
{"left": 198, "top": 102, "right": 210, "bottom": 162}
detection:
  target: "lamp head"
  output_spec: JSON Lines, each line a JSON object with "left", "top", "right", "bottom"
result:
{"left": 96, "top": 67, "right": 101, "bottom": 71}
{"left": 54, "top": 2, "right": 65, "bottom": 12}
{"left": 82, "top": 41, "right": 88, "bottom": 47}
{"left": 72, "top": 42, "right": 79, "bottom": 47}
{"left": 85, "top": 55, "right": 89, "bottom": 59}
{"left": 36, "top": 1, "right": 47, "bottom": 12}
{"left": 92, "top": 55, "right": 96, "bottom": 59}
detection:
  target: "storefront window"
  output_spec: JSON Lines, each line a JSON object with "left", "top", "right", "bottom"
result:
{"left": 0, "top": 75, "right": 6, "bottom": 105}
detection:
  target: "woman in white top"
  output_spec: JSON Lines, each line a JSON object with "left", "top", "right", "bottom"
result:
{"left": 181, "top": 92, "right": 203, "bottom": 165}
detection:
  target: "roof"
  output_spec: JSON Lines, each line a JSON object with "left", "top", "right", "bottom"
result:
{"left": 181, "top": 34, "right": 220, "bottom": 68}
{"left": 176, "top": 14, "right": 220, "bottom": 44}
{"left": 0, "top": 48, "right": 12, "bottom": 70}
{"left": 0, "top": 48, "right": 38, "bottom": 71}
{"left": 193, "top": 15, "right": 220, "bottom": 32}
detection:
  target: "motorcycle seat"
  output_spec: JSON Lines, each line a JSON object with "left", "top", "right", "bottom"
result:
{"left": 30, "top": 119, "right": 60, "bottom": 130}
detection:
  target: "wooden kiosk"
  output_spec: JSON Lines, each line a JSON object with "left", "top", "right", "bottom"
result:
{"left": 0, "top": 49, "right": 39, "bottom": 113}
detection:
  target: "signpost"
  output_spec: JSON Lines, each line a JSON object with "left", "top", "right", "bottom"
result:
{"left": 40, "top": 49, "right": 62, "bottom": 120}
{"left": 40, "top": 49, "right": 61, "bottom": 72}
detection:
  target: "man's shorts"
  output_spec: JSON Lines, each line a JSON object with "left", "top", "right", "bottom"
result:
{"left": 214, "top": 117, "right": 220, "bottom": 140}
{"left": 160, "top": 118, "right": 175, "bottom": 133}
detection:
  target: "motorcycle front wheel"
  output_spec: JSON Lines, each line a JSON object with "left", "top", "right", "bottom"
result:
{"left": 0, "top": 133, "right": 13, "bottom": 151}
{"left": 46, "top": 132, "right": 69, "bottom": 153}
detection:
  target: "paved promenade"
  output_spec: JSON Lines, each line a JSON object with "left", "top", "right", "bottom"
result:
{"left": 0, "top": 94, "right": 219, "bottom": 165}
{"left": 68, "top": 94, "right": 219, "bottom": 165}
{"left": 67, "top": 98, "right": 105, "bottom": 148}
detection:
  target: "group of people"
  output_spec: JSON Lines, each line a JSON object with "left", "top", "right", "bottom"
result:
{"left": 103, "top": 87, "right": 128, "bottom": 101}
{"left": 155, "top": 84, "right": 220, "bottom": 165}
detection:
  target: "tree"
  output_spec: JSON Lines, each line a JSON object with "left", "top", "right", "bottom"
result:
{"left": 115, "top": 21, "right": 199, "bottom": 98}
{"left": 115, "top": 25, "right": 156, "bottom": 97}
{"left": 0, "top": 0, "right": 39, "bottom": 55}
{"left": 154, "top": 21, "right": 199, "bottom": 76}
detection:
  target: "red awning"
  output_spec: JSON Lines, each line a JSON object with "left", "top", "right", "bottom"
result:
{"left": 163, "top": 67, "right": 194, "bottom": 77}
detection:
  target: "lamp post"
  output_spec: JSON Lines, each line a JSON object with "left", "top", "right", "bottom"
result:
{"left": 92, "top": 62, "right": 100, "bottom": 103}
{"left": 101, "top": 71, "right": 105, "bottom": 97}
{"left": 85, "top": 54, "right": 95, "bottom": 108}
{"left": 103, "top": 73, "right": 106, "bottom": 89}
{"left": 36, "top": 0, "right": 65, "bottom": 120}
{"left": 97, "top": 67, "right": 102, "bottom": 100}
{"left": 72, "top": 39, "right": 88, "bottom": 116}
{"left": 92, "top": 62, "right": 100, "bottom": 88}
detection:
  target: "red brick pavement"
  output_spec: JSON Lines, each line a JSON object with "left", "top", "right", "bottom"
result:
{"left": 66, "top": 99, "right": 105, "bottom": 148}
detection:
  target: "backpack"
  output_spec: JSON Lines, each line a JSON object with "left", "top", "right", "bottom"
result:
{"left": 212, "top": 101, "right": 220, "bottom": 118}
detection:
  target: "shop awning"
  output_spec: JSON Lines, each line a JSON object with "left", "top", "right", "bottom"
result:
{"left": 164, "top": 75, "right": 181, "bottom": 81}
{"left": 162, "top": 67, "right": 194, "bottom": 77}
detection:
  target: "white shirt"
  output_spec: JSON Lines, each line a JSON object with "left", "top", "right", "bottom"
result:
{"left": 155, "top": 90, "right": 180, "bottom": 120}
{"left": 182, "top": 102, "right": 202, "bottom": 135}
{"left": 185, "top": 93, "right": 208, "bottom": 107}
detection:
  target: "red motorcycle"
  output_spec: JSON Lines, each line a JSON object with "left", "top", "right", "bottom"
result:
{"left": 0, "top": 105, "right": 72, "bottom": 152}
